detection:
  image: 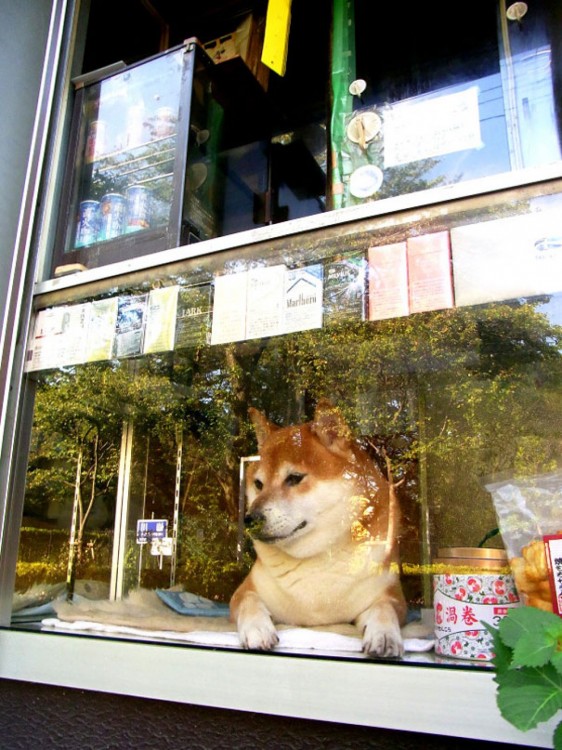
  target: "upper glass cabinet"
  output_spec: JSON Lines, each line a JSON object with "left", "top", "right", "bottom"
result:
{"left": 51, "top": 40, "right": 268, "bottom": 276}
{"left": 53, "top": 44, "right": 188, "bottom": 274}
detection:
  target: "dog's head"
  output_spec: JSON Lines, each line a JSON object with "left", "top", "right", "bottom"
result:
{"left": 244, "top": 400, "right": 391, "bottom": 559}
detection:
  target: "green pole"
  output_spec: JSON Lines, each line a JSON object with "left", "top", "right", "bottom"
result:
{"left": 330, "top": 0, "right": 355, "bottom": 210}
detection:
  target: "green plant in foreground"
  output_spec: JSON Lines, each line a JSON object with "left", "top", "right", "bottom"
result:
{"left": 487, "top": 607, "right": 562, "bottom": 749}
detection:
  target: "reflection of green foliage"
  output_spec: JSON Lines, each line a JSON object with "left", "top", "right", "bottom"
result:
{"left": 16, "top": 527, "right": 114, "bottom": 589}
{"left": 84, "top": 139, "right": 176, "bottom": 227}
{"left": 89, "top": 140, "right": 175, "bottom": 201}
{"left": 177, "top": 500, "right": 252, "bottom": 601}
{"left": 15, "top": 562, "right": 66, "bottom": 588}
{"left": 251, "top": 300, "right": 562, "bottom": 549}
{"left": 22, "top": 295, "right": 562, "bottom": 599}
{"left": 26, "top": 366, "right": 123, "bottom": 529}
{"left": 338, "top": 114, "right": 446, "bottom": 208}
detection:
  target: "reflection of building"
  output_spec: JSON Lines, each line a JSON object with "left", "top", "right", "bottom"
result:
{"left": 2, "top": 2, "right": 562, "bottom": 748}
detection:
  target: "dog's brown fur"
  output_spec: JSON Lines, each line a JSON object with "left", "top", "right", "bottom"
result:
{"left": 230, "top": 400, "right": 407, "bottom": 657}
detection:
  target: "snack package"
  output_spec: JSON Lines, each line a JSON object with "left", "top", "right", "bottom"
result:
{"left": 485, "top": 471, "right": 562, "bottom": 614}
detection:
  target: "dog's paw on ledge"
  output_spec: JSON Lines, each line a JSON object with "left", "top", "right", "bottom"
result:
{"left": 238, "top": 618, "right": 280, "bottom": 650}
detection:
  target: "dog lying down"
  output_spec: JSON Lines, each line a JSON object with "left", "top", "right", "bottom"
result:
{"left": 230, "top": 400, "right": 409, "bottom": 658}
{"left": 53, "top": 401, "right": 423, "bottom": 657}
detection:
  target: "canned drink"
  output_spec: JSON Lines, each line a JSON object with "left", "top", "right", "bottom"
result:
{"left": 99, "top": 193, "right": 126, "bottom": 241}
{"left": 85, "top": 120, "right": 107, "bottom": 163}
{"left": 75, "top": 200, "right": 100, "bottom": 247}
{"left": 126, "top": 185, "right": 152, "bottom": 232}
{"left": 125, "top": 103, "right": 146, "bottom": 149}
{"left": 154, "top": 106, "right": 176, "bottom": 138}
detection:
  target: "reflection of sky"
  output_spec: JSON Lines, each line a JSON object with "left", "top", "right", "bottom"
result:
{"left": 511, "top": 47, "right": 561, "bottom": 167}
{"left": 90, "top": 50, "right": 184, "bottom": 156}
{"left": 382, "top": 45, "right": 559, "bottom": 188}
{"left": 537, "top": 292, "right": 562, "bottom": 329}
{"left": 422, "top": 74, "right": 511, "bottom": 183}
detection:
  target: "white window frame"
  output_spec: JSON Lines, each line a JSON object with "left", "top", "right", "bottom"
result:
{"left": 1, "top": 3, "right": 561, "bottom": 746}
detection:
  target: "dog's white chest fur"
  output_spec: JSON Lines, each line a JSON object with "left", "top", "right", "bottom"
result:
{"left": 252, "top": 539, "right": 395, "bottom": 626}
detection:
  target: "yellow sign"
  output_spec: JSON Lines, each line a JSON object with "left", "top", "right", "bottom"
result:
{"left": 261, "top": 0, "right": 292, "bottom": 77}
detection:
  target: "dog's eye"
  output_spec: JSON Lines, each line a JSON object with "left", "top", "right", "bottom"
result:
{"left": 254, "top": 478, "right": 263, "bottom": 490}
{"left": 285, "top": 473, "right": 306, "bottom": 487}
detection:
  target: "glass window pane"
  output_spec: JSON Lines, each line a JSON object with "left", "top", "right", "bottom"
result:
{"left": 14, "top": 182, "right": 562, "bottom": 665}
{"left": 64, "top": 49, "right": 185, "bottom": 260}
{"left": 333, "top": 0, "right": 562, "bottom": 206}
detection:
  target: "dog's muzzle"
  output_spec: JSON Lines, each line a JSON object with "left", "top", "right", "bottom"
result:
{"left": 244, "top": 510, "right": 307, "bottom": 542}
{"left": 244, "top": 511, "right": 266, "bottom": 538}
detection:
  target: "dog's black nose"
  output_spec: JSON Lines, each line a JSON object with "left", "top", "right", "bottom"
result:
{"left": 244, "top": 511, "right": 265, "bottom": 534}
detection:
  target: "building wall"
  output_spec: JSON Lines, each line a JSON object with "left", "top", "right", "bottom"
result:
{"left": 0, "top": 0, "right": 52, "bottom": 336}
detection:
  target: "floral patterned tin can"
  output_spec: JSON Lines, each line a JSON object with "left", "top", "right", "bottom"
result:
{"left": 433, "top": 548, "right": 521, "bottom": 661}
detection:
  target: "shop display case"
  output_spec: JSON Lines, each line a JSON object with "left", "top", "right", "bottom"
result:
{"left": 51, "top": 39, "right": 273, "bottom": 276}
{"left": 6, "top": 3, "right": 562, "bottom": 747}
{"left": 20, "top": 178, "right": 562, "bottom": 661}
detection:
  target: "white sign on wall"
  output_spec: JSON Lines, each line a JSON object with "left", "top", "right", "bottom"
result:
{"left": 383, "top": 86, "right": 482, "bottom": 168}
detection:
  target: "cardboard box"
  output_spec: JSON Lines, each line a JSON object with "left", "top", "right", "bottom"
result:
{"left": 203, "top": 14, "right": 270, "bottom": 91}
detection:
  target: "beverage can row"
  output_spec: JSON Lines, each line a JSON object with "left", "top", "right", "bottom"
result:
{"left": 75, "top": 186, "right": 152, "bottom": 247}
{"left": 83, "top": 105, "right": 177, "bottom": 162}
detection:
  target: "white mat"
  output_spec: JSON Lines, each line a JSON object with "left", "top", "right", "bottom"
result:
{"left": 41, "top": 617, "right": 434, "bottom": 653}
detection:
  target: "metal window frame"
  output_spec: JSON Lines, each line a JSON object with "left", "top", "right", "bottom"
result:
{"left": 0, "top": 3, "right": 561, "bottom": 746}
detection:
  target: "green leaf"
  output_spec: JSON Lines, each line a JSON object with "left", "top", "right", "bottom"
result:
{"left": 496, "top": 664, "right": 562, "bottom": 731}
{"left": 497, "top": 608, "right": 562, "bottom": 670}
{"left": 512, "top": 631, "right": 558, "bottom": 669}
{"left": 552, "top": 649, "right": 562, "bottom": 677}
{"left": 499, "top": 607, "right": 562, "bottom": 649}
{"left": 484, "top": 623, "right": 514, "bottom": 675}
{"left": 496, "top": 665, "right": 544, "bottom": 690}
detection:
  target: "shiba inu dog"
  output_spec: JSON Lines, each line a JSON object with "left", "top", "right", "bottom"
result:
{"left": 230, "top": 400, "right": 407, "bottom": 657}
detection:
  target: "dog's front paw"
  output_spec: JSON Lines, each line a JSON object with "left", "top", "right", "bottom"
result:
{"left": 238, "top": 614, "right": 279, "bottom": 651}
{"left": 358, "top": 602, "right": 404, "bottom": 658}
{"left": 231, "top": 586, "right": 279, "bottom": 651}
{"left": 362, "top": 622, "right": 404, "bottom": 658}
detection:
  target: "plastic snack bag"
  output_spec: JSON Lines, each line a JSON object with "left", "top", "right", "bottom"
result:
{"left": 485, "top": 471, "right": 562, "bottom": 613}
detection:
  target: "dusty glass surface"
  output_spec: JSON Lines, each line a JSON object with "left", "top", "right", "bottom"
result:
{"left": 333, "top": 0, "right": 562, "bottom": 206}
{"left": 13, "top": 183, "right": 562, "bottom": 664}
{"left": 63, "top": 48, "right": 185, "bottom": 256}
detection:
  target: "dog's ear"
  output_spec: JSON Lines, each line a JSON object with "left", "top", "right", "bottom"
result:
{"left": 248, "top": 407, "right": 279, "bottom": 450}
{"left": 311, "top": 400, "right": 354, "bottom": 460}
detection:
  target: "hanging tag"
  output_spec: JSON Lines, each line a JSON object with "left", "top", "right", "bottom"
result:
{"left": 261, "top": 0, "right": 292, "bottom": 76}
{"left": 544, "top": 534, "right": 562, "bottom": 616}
